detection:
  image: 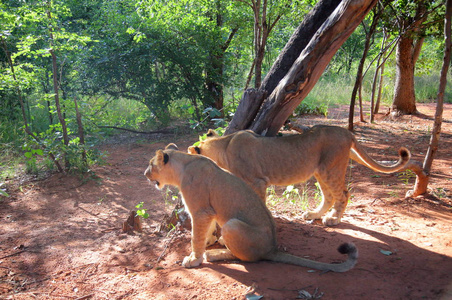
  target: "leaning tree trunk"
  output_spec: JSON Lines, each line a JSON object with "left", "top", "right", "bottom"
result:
{"left": 407, "top": 0, "right": 451, "bottom": 197}
{"left": 226, "top": 0, "right": 343, "bottom": 134}
{"left": 251, "top": 0, "right": 378, "bottom": 136}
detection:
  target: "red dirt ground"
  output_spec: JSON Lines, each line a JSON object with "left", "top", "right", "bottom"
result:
{"left": 1, "top": 103, "right": 451, "bottom": 300}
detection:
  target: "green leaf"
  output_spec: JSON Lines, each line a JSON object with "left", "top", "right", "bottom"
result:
{"left": 0, "top": 190, "right": 10, "bottom": 197}
{"left": 24, "top": 151, "right": 32, "bottom": 158}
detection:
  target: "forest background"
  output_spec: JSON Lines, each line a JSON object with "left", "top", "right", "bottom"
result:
{"left": 0, "top": 0, "right": 449, "bottom": 180}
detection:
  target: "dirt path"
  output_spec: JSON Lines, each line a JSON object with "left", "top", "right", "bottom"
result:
{"left": 1, "top": 103, "right": 451, "bottom": 299}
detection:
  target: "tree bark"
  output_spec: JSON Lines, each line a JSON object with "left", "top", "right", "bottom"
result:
{"left": 260, "top": 0, "right": 342, "bottom": 96}
{"left": 226, "top": 89, "right": 266, "bottom": 133}
{"left": 251, "top": 0, "right": 378, "bottom": 136}
{"left": 390, "top": 1, "right": 427, "bottom": 116}
{"left": 407, "top": 0, "right": 451, "bottom": 197}
{"left": 226, "top": 0, "right": 342, "bottom": 134}
{"left": 390, "top": 34, "right": 418, "bottom": 115}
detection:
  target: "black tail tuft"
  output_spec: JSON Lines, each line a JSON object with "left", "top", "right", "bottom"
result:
{"left": 399, "top": 147, "right": 410, "bottom": 160}
{"left": 337, "top": 242, "right": 357, "bottom": 256}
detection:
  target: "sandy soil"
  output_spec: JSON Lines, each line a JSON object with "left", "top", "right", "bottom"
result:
{"left": 1, "top": 103, "right": 451, "bottom": 300}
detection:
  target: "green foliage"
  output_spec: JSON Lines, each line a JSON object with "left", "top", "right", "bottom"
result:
{"left": 1, "top": 0, "right": 449, "bottom": 183}
{"left": 294, "top": 102, "right": 329, "bottom": 117}
{"left": 267, "top": 183, "right": 322, "bottom": 212}
{"left": 193, "top": 126, "right": 226, "bottom": 147}
{"left": 307, "top": 74, "right": 355, "bottom": 105}
{"left": 0, "top": 189, "right": 9, "bottom": 198}
{"left": 190, "top": 107, "right": 227, "bottom": 130}
{"left": 135, "top": 202, "right": 149, "bottom": 219}
{"left": 397, "top": 170, "right": 416, "bottom": 185}
{"left": 415, "top": 75, "right": 442, "bottom": 103}
{"left": 282, "top": 185, "right": 303, "bottom": 205}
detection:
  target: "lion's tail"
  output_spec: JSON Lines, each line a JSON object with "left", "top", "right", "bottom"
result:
{"left": 350, "top": 137, "right": 410, "bottom": 173}
{"left": 265, "top": 242, "right": 358, "bottom": 273}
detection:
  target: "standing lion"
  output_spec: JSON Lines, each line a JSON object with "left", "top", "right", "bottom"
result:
{"left": 188, "top": 125, "right": 410, "bottom": 226}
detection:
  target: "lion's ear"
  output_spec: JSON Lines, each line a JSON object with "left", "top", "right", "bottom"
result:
{"left": 206, "top": 129, "right": 218, "bottom": 138}
{"left": 187, "top": 146, "right": 196, "bottom": 154}
{"left": 187, "top": 146, "right": 201, "bottom": 154}
{"left": 165, "top": 143, "right": 178, "bottom": 150}
{"left": 155, "top": 150, "right": 169, "bottom": 165}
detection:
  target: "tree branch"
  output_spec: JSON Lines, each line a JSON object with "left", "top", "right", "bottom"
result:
{"left": 97, "top": 125, "right": 174, "bottom": 135}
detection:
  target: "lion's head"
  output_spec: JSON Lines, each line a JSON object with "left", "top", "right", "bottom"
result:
{"left": 188, "top": 129, "right": 219, "bottom": 156}
{"left": 144, "top": 143, "right": 179, "bottom": 189}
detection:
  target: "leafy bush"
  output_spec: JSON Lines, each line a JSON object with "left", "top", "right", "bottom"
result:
{"left": 294, "top": 102, "right": 329, "bottom": 116}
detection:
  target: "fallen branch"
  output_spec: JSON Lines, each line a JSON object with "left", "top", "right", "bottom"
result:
{"left": 75, "top": 294, "right": 94, "bottom": 300}
{"left": 157, "top": 228, "right": 179, "bottom": 263}
{"left": 0, "top": 250, "right": 27, "bottom": 260}
{"left": 98, "top": 125, "right": 174, "bottom": 135}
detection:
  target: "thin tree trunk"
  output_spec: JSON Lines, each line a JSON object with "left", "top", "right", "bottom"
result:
{"left": 374, "top": 60, "right": 385, "bottom": 114}
{"left": 253, "top": 0, "right": 263, "bottom": 88}
{"left": 1, "top": 36, "right": 63, "bottom": 173}
{"left": 407, "top": 0, "right": 451, "bottom": 197}
{"left": 374, "top": 32, "right": 391, "bottom": 115}
{"left": 47, "top": 8, "right": 69, "bottom": 149}
{"left": 358, "top": 83, "right": 365, "bottom": 122}
{"left": 369, "top": 67, "right": 379, "bottom": 122}
{"left": 348, "top": 5, "right": 382, "bottom": 130}
{"left": 370, "top": 31, "right": 387, "bottom": 122}
{"left": 244, "top": 58, "right": 256, "bottom": 90}
{"left": 73, "top": 97, "right": 87, "bottom": 167}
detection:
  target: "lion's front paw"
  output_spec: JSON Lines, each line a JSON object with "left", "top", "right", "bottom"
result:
{"left": 182, "top": 252, "right": 204, "bottom": 268}
{"left": 302, "top": 211, "right": 322, "bottom": 221}
{"left": 322, "top": 215, "right": 341, "bottom": 226}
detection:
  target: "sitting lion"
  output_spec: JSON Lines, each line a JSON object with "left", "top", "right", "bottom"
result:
{"left": 144, "top": 144, "right": 358, "bottom": 271}
{"left": 188, "top": 125, "right": 410, "bottom": 226}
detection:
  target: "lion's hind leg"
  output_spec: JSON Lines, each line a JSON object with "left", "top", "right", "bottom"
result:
{"left": 205, "top": 249, "right": 237, "bottom": 262}
{"left": 323, "top": 189, "right": 350, "bottom": 226}
{"left": 217, "top": 218, "right": 272, "bottom": 262}
{"left": 302, "top": 175, "right": 334, "bottom": 223}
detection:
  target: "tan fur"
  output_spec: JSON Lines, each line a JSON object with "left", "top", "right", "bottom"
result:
{"left": 188, "top": 125, "right": 411, "bottom": 226}
{"left": 144, "top": 144, "right": 357, "bottom": 271}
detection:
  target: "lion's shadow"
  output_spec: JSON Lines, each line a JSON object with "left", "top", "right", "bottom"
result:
{"left": 202, "top": 219, "right": 452, "bottom": 299}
